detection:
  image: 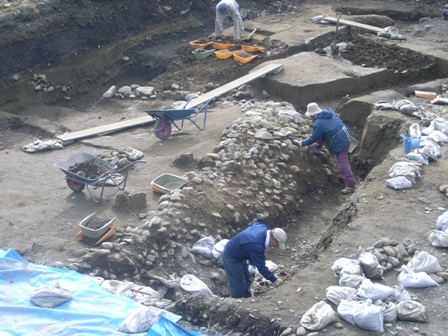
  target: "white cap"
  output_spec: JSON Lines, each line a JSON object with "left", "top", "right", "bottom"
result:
{"left": 306, "top": 102, "right": 322, "bottom": 116}
{"left": 271, "top": 228, "right": 287, "bottom": 250}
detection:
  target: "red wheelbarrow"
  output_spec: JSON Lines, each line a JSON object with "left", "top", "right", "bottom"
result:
{"left": 144, "top": 97, "right": 215, "bottom": 140}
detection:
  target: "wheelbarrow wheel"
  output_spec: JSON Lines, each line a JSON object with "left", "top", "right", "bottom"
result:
{"left": 66, "top": 179, "right": 85, "bottom": 192}
{"left": 154, "top": 119, "right": 172, "bottom": 140}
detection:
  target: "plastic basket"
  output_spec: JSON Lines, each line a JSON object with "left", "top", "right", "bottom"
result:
{"left": 215, "top": 49, "right": 235, "bottom": 59}
{"left": 241, "top": 45, "right": 265, "bottom": 53}
{"left": 189, "top": 40, "right": 212, "bottom": 49}
{"left": 233, "top": 50, "right": 257, "bottom": 64}
{"left": 213, "top": 42, "right": 236, "bottom": 50}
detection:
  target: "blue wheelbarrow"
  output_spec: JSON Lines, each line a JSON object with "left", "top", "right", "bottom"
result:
{"left": 144, "top": 97, "right": 215, "bottom": 140}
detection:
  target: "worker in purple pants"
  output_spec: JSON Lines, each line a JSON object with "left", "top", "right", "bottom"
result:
{"left": 300, "top": 102, "right": 356, "bottom": 194}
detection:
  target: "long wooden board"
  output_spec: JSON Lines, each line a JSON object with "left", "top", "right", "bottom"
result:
{"left": 56, "top": 63, "right": 283, "bottom": 143}
{"left": 320, "top": 15, "right": 388, "bottom": 34}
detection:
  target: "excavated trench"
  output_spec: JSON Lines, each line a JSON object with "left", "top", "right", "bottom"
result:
{"left": 2, "top": 11, "right": 448, "bottom": 335}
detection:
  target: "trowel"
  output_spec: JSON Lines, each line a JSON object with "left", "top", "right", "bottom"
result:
{"left": 243, "top": 26, "right": 260, "bottom": 42}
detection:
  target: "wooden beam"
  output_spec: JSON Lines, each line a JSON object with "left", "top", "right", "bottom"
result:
{"left": 320, "top": 15, "right": 388, "bottom": 34}
{"left": 57, "top": 63, "right": 283, "bottom": 144}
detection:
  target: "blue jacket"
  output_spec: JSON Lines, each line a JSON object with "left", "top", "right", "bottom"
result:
{"left": 223, "top": 223, "right": 276, "bottom": 282}
{"left": 301, "top": 109, "right": 350, "bottom": 154}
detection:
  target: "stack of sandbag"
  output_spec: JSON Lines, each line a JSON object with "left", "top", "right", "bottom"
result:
{"left": 315, "top": 239, "right": 442, "bottom": 333}
{"left": 428, "top": 210, "right": 448, "bottom": 247}
{"left": 386, "top": 161, "right": 422, "bottom": 190}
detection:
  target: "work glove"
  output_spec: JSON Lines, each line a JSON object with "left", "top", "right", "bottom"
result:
{"left": 241, "top": 25, "right": 245, "bottom": 32}
{"left": 273, "top": 278, "right": 283, "bottom": 287}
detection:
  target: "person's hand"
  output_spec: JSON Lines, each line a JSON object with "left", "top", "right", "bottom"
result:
{"left": 241, "top": 25, "right": 245, "bottom": 32}
{"left": 308, "top": 144, "right": 321, "bottom": 153}
{"left": 273, "top": 278, "right": 283, "bottom": 287}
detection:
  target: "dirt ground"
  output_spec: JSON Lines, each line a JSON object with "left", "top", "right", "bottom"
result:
{"left": 1, "top": 1, "right": 448, "bottom": 335}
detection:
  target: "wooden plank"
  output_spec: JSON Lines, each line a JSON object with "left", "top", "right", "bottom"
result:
{"left": 56, "top": 63, "right": 283, "bottom": 143}
{"left": 321, "top": 15, "right": 388, "bottom": 34}
{"left": 57, "top": 116, "right": 155, "bottom": 143}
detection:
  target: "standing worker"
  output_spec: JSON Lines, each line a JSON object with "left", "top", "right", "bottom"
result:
{"left": 300, "top": 102, "right": 356, "bottom": 194}
{"left": 222, "top": 222, "right": 287, "bottom": 298}
{"left": 214, "top": 0, "right": 245, "bottom": 43}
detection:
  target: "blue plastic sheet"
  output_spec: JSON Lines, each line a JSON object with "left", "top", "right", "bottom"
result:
{"left": 0, "top": 249, "right": 205, "bottom": 336}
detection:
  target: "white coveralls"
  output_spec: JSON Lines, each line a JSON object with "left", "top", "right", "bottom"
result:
{"left": 215, "top": 0, "right": 244, "bottom": 41}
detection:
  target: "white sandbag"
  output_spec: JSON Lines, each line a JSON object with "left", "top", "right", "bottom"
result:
{"left": 300, "top": 301, "right": 338, "bottom": 331}
{"left": 386, "top": 176, "right": 413, "bottom": 190}
{"left": 190, "top": 236, "right": 215, "bottom": 259}
{"left": 325, "top": 286, "right": 357, "bottom": 306}
{"left": 407, "top": 250, "right": 443, "bottom": 273}
{"left": 254, "top": 260, "right": 278, "bottom": 281}
{"left": 428, "top": 229, "right": 448, "bottom": 247}
{"left": 397, "top": 265, "right": 438, "bottom": 288}
{"left": 337, "top": 299, "right": 384, "bottom": 332}
{"left": 30, "top": 284, "right": 72, "bottom": 308}
{"left": 436, "top": 211, "right": 448, "bottom": 231}
{"left": 179, "top": 274, "right": 213, "bottom": 296}
{"left": 426, "top": 130, "right": 448, "bottom": 143}
{"left": 392, "top": 284, "right": 412, "bottom": 302}
{"left": 117, "top": 306, "right": 162, "bottom": 333}
{"left": 418, "top": 140, "right": 441, "bottom": 158}
{"left": 374, "top": 300, "right": 397, "bottom": 323}
{"left": 214, "top": 239, "right": 229, "bottom": 254}
{"left": 409, "top": 123, "right": 421, "bottom": 138}
{"left": 358, "top": 252, "right": 384, "bottom": 279}
{"left": 388, "top": 162, "right": 422, "bottom": 179}
{"left": 357, "top": 278, "right": 395, "bottom": 301}
{"left": 405, "top": 152, "right": 429, "bottom": 165}
{"left": 278, "top": 109, "right": 301, "bottom": 124}
{"left": 396, "top": 301, "right": 428, "bottom": 322}
{"left": 339, "top": 274, "right": 364, "bottom": 289}
{"left": 125, "top": 147, "right": 144, "bottom": 161}
{"left": 331, "top": 258, "right": 362, "bottom": 277}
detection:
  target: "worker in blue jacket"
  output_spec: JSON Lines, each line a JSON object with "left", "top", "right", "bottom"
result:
{"left": 300, "top": 102, "right": 356, "bottom": 194}
{"left": 222, "top": 223, "right": 287, "bottom": 298}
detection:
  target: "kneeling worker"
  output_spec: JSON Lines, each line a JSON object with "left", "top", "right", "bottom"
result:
{"left": 222, "top": 222, "right": 287, "bottom": 298}
{"left": 215, "top": 0, "right": 245, "bottom": 43}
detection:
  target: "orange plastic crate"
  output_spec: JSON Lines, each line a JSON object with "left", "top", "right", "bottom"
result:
{"left": 215, "top": 49, "right": 235, "bottom": 59}
{"left": 241, "top": 45, "right": 265, "bottom": 53}
{"left": 233, "top": 50, "right": 257, "bottom": 64}
{"left": 189, "top": 40, "right": 212, "bottom": 49}
{"left": 213, "top": 42, "right": 236, "bottom": 50}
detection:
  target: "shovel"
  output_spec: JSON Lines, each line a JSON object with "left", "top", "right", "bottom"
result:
{"left": 243, "top": 27, "right": 260, "bottom": 42}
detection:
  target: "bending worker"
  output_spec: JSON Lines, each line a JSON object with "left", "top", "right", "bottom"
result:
{"left": 215, "top": 0, "right": 244, "bottom": 43}
{"left": 222, "top": 222, "right": 287, "bottom": 298}
{"left": 300, "top": 102, "right": 356, "bottom": 195}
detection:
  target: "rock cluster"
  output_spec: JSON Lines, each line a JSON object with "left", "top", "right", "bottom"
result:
{"left": 58, "top": 97, "right": 339, "bottom": 300}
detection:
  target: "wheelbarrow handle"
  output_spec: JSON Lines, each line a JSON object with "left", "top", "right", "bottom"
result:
{"left": 115, "top": 160, "right": 146, "bottom": 173}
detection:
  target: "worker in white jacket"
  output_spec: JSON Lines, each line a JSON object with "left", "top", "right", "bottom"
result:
{"left": 214, "top": 0, "right": 244, "bottom": 43}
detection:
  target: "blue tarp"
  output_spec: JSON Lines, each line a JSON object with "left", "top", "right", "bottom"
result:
{"left": 0, "top": 249, "right": 205, "bottom": 336}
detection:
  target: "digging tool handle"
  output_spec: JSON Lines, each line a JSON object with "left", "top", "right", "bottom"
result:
{"left": 247, "top": 27, "right": 260, "bottom": 39}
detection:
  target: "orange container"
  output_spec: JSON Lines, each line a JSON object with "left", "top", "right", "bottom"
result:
{"left": 233, "top": 50, "right": 257, "bottom": 64}
{"left": 213, "top": 42, "right": 236, "bottom": 50}
{"left": 215, "top": 49, "right": 235, "bottom": 59}
{"left": 414, "top": 90, "right": 437, "bottom": 100}
{"left": 241, "top": 45, "right": 265, "bottom": 53}
{"left": 189, "top": 40, "right": 212, "bottom": 49}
